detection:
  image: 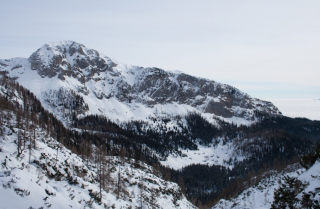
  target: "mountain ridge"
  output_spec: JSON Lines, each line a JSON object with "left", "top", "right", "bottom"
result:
{"left": 0, "top": 41, "right": 281, "bottom": 126}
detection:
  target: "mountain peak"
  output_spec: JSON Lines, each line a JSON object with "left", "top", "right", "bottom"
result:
{"left": 33, "top": 40, "right": 85, "bottom": 59}
{"left": 27, "top": 40, "right": 115, "bottom": 80}
{"left": 0, "top": 41, "right": 281, "bottom": 126}
{"left": 46, "top": 40, "right": 79, "bottom": 47}
{"left": 42, "top": 40, "right": 96, "bottom": 57}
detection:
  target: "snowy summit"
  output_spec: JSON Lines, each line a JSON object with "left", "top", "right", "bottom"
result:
{"left": 0, "top": 41, "right": 281, "bottom": 126}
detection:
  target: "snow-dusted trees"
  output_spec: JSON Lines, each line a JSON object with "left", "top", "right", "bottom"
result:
{"left": 16, "top": 110, "right": 23, "bottom": 157}
{"left": 148, "top": 188, "right": 160, "bottom": 208}
{"left": 300, "top": 143, "right": 320, "bottom": 169}
{"left": 116, "top": 166, "right": 121, "bottom": 199}
{"left": 138, "top": 182, "right": 145, "bottom": 208}
{"left": 115, "top": 165, "right": 128, "bottom": 200}
{"left": 271, "top": 175, "right": 307, "bottom": 209}
{"left": 95, "top": 143, "right": 108, "bottom": 201}
{"left": 28, "top": 129, "right": 35, "bottom": 164}
{"left": 42, "top": 88, "right": 89, "bottom": 123}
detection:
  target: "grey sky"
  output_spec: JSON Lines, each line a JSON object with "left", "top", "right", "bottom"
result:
{"left": 1, "top": 0, "right": 319, "bottom": 103}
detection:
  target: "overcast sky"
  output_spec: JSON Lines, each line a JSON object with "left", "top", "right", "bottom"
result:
{"left": 1, "top": 0, "right": 319, "bottom": 118}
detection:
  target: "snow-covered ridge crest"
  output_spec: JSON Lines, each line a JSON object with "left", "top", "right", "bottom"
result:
{"left": 28, "top": 40, "right": 117, "bottom": 81}
{"left": 0, "top": 41, "right": 281, "bottom": 125}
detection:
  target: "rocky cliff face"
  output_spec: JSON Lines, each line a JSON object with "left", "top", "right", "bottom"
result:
{"left": 28, "top": 41, "right": 116, "bottom": 82}
{"left": 0, "top": 41, "right": 281, "bottom": 125}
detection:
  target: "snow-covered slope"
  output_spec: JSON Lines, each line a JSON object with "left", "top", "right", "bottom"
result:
{"left": 0, "top": 41, "right": 281, "bottom": 126}
{"left": 0, "top": 110, "right": 196, "bottom": 209}
{"left": 212, "top": 162, "right": 320, "bottom": 209}
{"left": 161, "top": 140, "right": 236, "bottom": 169}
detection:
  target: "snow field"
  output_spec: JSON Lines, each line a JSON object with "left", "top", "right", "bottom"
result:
{"left": 0, "top": 111, "right": 196, "bottom": 209}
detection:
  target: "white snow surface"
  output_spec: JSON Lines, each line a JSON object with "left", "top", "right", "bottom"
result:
{"left": 212, "top": 161, "right": 320, "bottom": 209}
{"left": 212, "top": 171, "right": 295, "bottom": 209}
{"left": 161, "top": 141, "right": 235, "bottom": 169}
{"left": 0, "top": 110, "right": 196, "bottom": 209}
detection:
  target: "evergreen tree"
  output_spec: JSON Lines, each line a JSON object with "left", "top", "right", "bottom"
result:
{"left": 271, "top": 176, "right": 307, "bottom": 209}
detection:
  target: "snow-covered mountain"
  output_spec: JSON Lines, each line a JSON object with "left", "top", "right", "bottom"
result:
{"left": 0, "top": 41, "right": 281, "bottom": 126}
{"left": 1, "top": 41, "right": 319, "bottom": 209}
